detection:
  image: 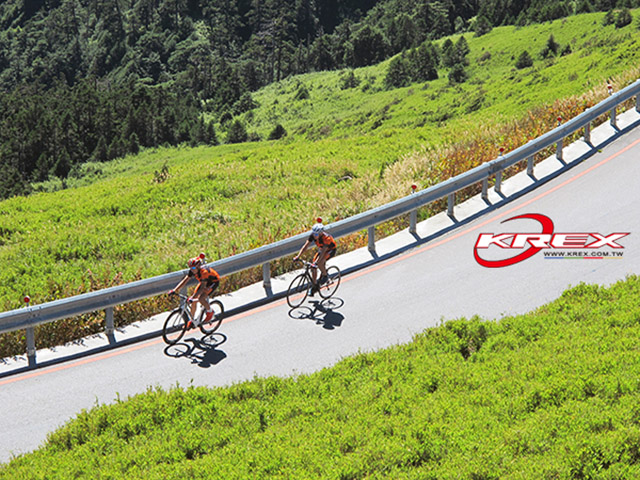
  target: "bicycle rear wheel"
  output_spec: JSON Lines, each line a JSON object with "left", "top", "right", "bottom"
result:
{"left": 318, "top": 266, "right": 341, "bottom": 299}
{"left": 199, "top": 300, "right": 224, "bottom": 335}
{"left": 162, "top": 309, "right": 187, "bottom": 345}
{"left": 287, "top": 273, "right": 310, "bottom": 308}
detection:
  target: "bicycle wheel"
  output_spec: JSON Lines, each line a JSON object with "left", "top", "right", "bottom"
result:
{"left": 199, "top": 300, "right": 224, "bottom": 335}
{"left": 318, "top": 266, "right": 341, "bottom": 299}
{"left": 287, "top": 273, "right": 311, "bottom": 308}
{"left": 162, "top": 309, "right": 187, "bottom": 345}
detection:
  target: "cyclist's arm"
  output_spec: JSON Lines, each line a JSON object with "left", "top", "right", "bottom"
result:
{"left": 295, "top": 239, "right": 312, "bottom": 259}
{"left": 172, "top": 274, "right": 190, "bottom": 292}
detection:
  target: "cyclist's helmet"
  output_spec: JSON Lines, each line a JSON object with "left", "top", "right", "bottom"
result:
{"left": 311, "top": 223, "right": 324, "bottom": 237}
{"left": 187, "top": 253, "right": 205, "bottom": 269}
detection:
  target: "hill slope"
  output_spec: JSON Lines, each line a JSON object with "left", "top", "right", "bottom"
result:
{"left": 1, "top": 11, "right": 639, "bottom": 356}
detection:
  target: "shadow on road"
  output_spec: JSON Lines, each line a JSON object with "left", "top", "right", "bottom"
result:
{"left": 288, "top": 297, "right": 345, "bottom": 330}
{"left": 163, "top": 332, "right": 227, "bottom": 368}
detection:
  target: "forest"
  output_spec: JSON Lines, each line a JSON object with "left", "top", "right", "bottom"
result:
{"left": 0, "top": 0, "right": 638, "bottom": 199}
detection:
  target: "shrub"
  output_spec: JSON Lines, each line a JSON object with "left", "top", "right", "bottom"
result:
{"left": 268, "top": 124, "right": 287, "bottom": 140}
{"left": 540, "top": 34, "right": 560, "bottom": 58}
{"left": 515, "top": 50, "right": 534, "bottom": 69}
{"left": 226, "top": 119, "right": 248, "bottom": 144}
{"left": 339, "top": 70, "right": 360, "bottom": 90}
{"left": 384, "top": 54, "right": 411, "bottom": 89}
{"left": 448, "top": 63, "right": 468, "bottom": 84}
{"left": 615, "top": 8, "right": 632, "bottom": 28}
{"left": 603, "top": 10, "right": 615, "bottom": 26}
{"left": 294, "top": 83, "right": 310, "bottom": 100}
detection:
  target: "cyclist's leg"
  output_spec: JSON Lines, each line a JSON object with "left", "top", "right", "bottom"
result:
{"left": 190, "top": 283, "right": 202, "bottom": 318}
{"left": 198, "top": 282, "right": 216, "bottom": 311}
{"left": 317, "top": 252, "right": 328, "bottom": 278}
{"left": 317, "top": 248, "right": 335, "bottom": 280}
{"left": 311, "top": 252, "right": 320, "bottom": 284}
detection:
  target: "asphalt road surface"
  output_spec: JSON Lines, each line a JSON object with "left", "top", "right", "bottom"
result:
{"left": 1, "top": 125, "right": 640, "bottom": 463}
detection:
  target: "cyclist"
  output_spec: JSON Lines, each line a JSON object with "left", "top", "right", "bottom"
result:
{"left": 169, "top": 254, "right": 220, "bottom": 325}
{"left": 294, "top": 223, "right": 337, "bottom": 294}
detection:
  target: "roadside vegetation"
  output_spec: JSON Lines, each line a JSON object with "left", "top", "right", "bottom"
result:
{"left": 1, "top": 11, "right": 640, "bottom": 358}
{"left": 2, "top": 276, "right": 640, "bottom": 478}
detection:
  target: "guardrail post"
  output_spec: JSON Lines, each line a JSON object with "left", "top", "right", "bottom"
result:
{"left": 409, "top": 210, "right": 417, "bottom": 234}
{"left": 447, "top": 193, "right": 455, "bottom": 217}
{"left": 105, "top": 307, "right": 115, "bottom": 343}
{"left": 367, "top": 226, "right": 375, "bottom": 253}
{"left": 481, "top": 177, "right": 488, "bottom": 201}
{"left": 608, "top": 84, "right": 617, "bottom": 128}
{"left": 636, "top": 94, "right": 640, "bottom": 113}
{"left": 262, "top": 262, "right": 272, "bottom": 291}
{"left": 409, "top": 185, "right": 418, "bottom": 234}
{"left": 584, "top": 121, "right": 591, "bottom": 144}
{"left": 555, "top": 117, "right": 563, "bottom": 161}
{"left": 495, "top": 170, "right": 503, "bottom": 195}
{"left": 610, "top": 106, "right": 617, "bottom": 128}
{"left": 527, "top": 156, "right": 534, "bottom": 177}
{"left": 26, "top": 327, "right": 36, "bottom": 367}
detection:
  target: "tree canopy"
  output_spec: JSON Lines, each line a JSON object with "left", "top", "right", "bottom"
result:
{"left": 0, "top": 0, "right": 637, "bottom": 198}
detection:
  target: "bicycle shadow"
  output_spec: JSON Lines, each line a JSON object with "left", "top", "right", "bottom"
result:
{"left": 163, "top": 332, "right": 228, "bottom": 368}
{"left": 289, "top": 297, "right": 345, "bottom": 330}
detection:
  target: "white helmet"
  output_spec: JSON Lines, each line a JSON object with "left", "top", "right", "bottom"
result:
{"left": 311, "top": 223, "right": 324, "bottom": 235}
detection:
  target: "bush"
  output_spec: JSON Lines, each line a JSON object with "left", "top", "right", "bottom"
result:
{"left": 448, "top": 63, "right": 468, "bottom": 84}
{"left": 294, "top": 83, "right": 310, "bottom": 100}
{"left": 540, "top": 34, "right": 560, "bottom": 59}
{"left": 268, "top": 124, "right": 287, "bottom": 140}
{"left": 339, "top": 70, "right": 360, "bottom": 90}
{"left": 615, "top": 8, "right": 633, "bottom": 28}
{"left": 474, "top": 15, "right": 493, "bottom": 36}
{"left": 384, "top": 54, "right": 411, "bottom": 89}
{"left": 603, "top": 10, "right": 615, "bottom": 26}
{"left": 233, "top": 92, "right": 259, "bottom": 115}
{"left": 515, "top": 50, "right": 533, "bottom": 69}
{"left": 226, "top": 119, "right": 248, "bottom": 144}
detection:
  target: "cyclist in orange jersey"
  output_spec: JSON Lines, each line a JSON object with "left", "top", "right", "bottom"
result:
{"left": 294, "top": 223, "right": 337, "bottom": 294}
{"left": 169, "top": 253, "right": 220, "bottom": 324}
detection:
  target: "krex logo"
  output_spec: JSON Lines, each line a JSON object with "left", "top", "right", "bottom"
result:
{"left": 474, "top": 213, "right": 629, "bottom": 268}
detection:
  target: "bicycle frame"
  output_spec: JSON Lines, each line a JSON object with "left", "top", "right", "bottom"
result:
{"left": 162, "top": 292, "right": 225, "bottom": 345}
{"left": 286, "top": 259, "right": 341, "bottom": 309}
{"left": 175, "top": 293, "right": 203, "bottom": 326}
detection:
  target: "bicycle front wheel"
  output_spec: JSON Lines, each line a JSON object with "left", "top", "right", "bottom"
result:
{"left": 318, "top": 266, "right": 341, "bottom": 299}
{"left": 162, "top": 309, "right": 187, "bottom": 345}
{"left": 199, "top": 300, "right": 224, "bottom": 335}
{"left": 287, "top": 273, "right": 310, "bottom": 308}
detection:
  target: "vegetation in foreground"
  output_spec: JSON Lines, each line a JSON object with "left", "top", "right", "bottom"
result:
{"left": 1, "top": 11, "right": 640, "bottom": 357}
{"left": 2, "top": 277, "right": 640, "bottom": 478}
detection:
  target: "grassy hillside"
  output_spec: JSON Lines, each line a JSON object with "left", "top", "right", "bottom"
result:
{"left": 1, "top": 11, "right": 640, "bottom": 355}
{"left": 2, "top": 276, "right": 640, "bottom": 478}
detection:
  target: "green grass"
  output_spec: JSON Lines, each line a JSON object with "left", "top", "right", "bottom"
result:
{"left": 1, "top": 11, "right": 639, "bottom": 346}
{"left": 2, "top": 276, "right": 640, "bottom": 478}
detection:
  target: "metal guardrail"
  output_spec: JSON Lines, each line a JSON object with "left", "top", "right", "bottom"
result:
{"left": 2, "top": 79, "right": 640, "bottom": 366}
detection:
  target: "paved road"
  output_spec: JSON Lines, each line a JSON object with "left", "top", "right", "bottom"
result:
{"left": 1, "top": 124, "right": 640, "bottom": 463}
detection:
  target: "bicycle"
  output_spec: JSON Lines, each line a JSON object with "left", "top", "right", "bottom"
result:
{"left": 162, "top": 293, "right": 224, "bottom": 345}
{"left": 286, "top": 259, "right": 341, "bottom": 309}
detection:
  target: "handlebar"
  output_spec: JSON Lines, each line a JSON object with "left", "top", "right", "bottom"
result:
{"left": 294, "top": 258, "right": 317, "bottom": 269}
{"left": 168, "top": 292, "right": 194, "bottom": 303}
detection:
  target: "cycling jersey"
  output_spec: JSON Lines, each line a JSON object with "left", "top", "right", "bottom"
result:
{"left": 308, "top": 232, "right": 337, "bottom": 250}
{"left": 188, "top": 265, "right": 220, "bottom": 284}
